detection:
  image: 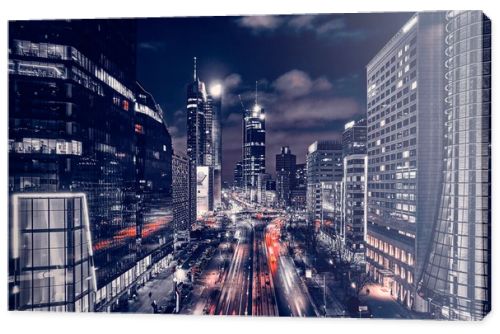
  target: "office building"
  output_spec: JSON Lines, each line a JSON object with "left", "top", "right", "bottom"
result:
{"left": 172, "top": 152, "right": 193, "bottom": 246}
{"left": 342, "top": 119, "right": 368, "bottom": 262}
{"left": 343, "top": 118, "right": 367, "bottom": 156}
{"left": 8, "top": 19, "right": 174, "bottom": 311}
{"left": 306, "top": 141, "right": 343, "bottom": 241}
{"left": 342, "top": 155, "right": 368, "bottom": 262}
{"left": 364, "top": 12, "right": 446, "bottom": 310}
{"left": 134, "top": 82, "right": 173, "bottom": 257}
{"left": 242, "top": 100, "right": 266, "bottom": 202}
{"left": 8, "top": 19, "right": 140, "bottom": 292}
{"left": 418, "top": 11, "right": 491, "bottom": 320}
{"left": 9, "top": 193, "right": 96, "bottom": 311}
{"left": 186, "top": 58, "right": 215, "bottom": 214}
{"left": 275, "top": 146, "right": 296, "bottom": 207}
{"left": 233, "top": 161, "right": 243, "bottom": 188}
{"left": 291, "top": 163, "right": 307, "bottom": 210}
{"left": 257, "top": 173, "right": 271, "bottom": 205}
{"left": 207, "top": 87, "right": 222, "bottom": 210}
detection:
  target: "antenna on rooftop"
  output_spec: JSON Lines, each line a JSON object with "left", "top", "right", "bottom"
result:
{"left": 193, "top": 57, "right": 197, "bottom": 81}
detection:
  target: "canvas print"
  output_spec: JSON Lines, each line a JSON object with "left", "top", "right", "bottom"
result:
{"left": 7, "top": 11, "right": 491, "bottom": 320}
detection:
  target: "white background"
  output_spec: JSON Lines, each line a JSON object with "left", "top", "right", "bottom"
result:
{"left": 1, "top": 0, "right": 498, "bottom": 332}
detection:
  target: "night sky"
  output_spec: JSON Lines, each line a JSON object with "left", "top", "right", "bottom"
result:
{"left": 136, "top": 12, "right": 414, "bottom": 182}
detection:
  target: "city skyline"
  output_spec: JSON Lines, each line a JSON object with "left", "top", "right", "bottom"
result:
{"left": 7, "top": 11, "right": 491, "bottom": 320}
{"left": 136, "top": 12, "right": 414, "bottom": 182}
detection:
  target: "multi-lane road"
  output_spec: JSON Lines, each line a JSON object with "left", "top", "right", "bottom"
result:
{"left": 197, "top": 213, "right": 316, "bottom": 317}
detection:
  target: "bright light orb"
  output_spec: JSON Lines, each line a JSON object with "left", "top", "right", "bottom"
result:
{"left": 210, "top": 83, "right": 223, "bottom": 97}
{"left": 259, "top": 113, "right": 265, "bottom": 121}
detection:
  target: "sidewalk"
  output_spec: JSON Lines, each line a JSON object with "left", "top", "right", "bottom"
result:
{"left": 125, "top": 263, "right": 176, "bottom": 313}
{"left": 358, "top": 283, "right": 414, "bottom": 319}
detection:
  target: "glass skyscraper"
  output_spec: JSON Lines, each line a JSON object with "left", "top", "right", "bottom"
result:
{"left": 242, "top": 103, "right": 266, "bottom": 201}
{"left": 418, "top": 11, "right": 491, "bottom": 320}
{"left": 8, "top": 19, "right": 174, "bottom": 312}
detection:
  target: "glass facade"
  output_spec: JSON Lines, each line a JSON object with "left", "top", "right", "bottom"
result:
{"left": 418, "top": 11, "right": 491, "bottom": 320}
{"left": 134, "top": 83, "right": 173, "bottom": 259}
{"left": 242, "top": 105, "right": 266, "bottom": 201}
{"left": 8, "top": 20, "right": 174, "bottom": 311}
{"left": 10, "top": 194, "right": 96, "bottom": 311}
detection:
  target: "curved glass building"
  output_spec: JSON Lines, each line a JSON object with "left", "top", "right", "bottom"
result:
{"left": 418, "top": 11, "right": 491, "bottom": 320}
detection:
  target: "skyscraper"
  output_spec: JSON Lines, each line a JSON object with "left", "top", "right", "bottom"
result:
{"left": 342, "top": 119, "right": 368, "bottom": 262}
{"left": 306, "top": 140, "right": 343, "bottom": 245}
{"left": 134, "top": 82, "right": 173, "bottom": 257}
{"left": 186, "top": 57, "right": 215, "bottom": 216}
{"left": 207, "top": 85, "right": 223, "bottom": 210}
{"left": 418, "top": 11, "right": 491, "bottom": 320}
{"left": 364, "top": 12, "right": 446, "bottom": 311}
{"left": 242, "top": 93, "right": 266, "bottom": 202}
{"left": 8, "top": 19, "right": 174, "bottom": 311}
{"left": 275, "top": 146, "right": 296, "bottom": 207}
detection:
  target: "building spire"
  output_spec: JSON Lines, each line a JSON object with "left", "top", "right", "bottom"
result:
{"left": 255, "top": 80, "right": 258, "bottom": 106}
{"left": 193, "top": 56, "right": 197, "bottom": 81}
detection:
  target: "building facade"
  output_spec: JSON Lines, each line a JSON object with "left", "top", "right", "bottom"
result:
{"left": 365, "top": 12, "right": 446, "bottom": 311}
{"left": 342, "top": 155, "right": 368, "bottom": 262}
{"left": 9, "top": 193, "right": 96, "bottom": 311}
{"left": 8, "top": 19, "right": 174, "bottom": 312}
{"left": 242, "top": 104, "right": 266, "bottom": 202}
{"left": 172, "top": 152, "right": 193, "bottom": 247}
{"left": 418, "top": 11, "right": 491, "bottom": 320}
{"left": 233, "top": 160, "right": 243, "bottom": 188}
{"left": 275, "top": 146, "right": 296, "bottom": 208}
{"left": 186, "top": 58, "right": 216, "bottom": 215}
{"left": 306, "top": 141, "right": 343, "bottom": 243}
{"left": 207, "top": 91, "right": 222, "bottom": 210}
{"left": 134, "top": 83, "right": 173, "bottom": 259}
{"left": 342, "top": 119, "right": 368, "bottom": 262}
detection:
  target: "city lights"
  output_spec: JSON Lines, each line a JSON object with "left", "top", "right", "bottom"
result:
{"left": 209, "top": 82, "right": 222, "bottom": 97}
{"left": 7, "top": 11, "right": 490, "bottom": 320}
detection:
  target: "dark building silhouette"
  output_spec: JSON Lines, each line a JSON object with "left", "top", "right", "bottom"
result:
{"left": 233, "top": 160, "right": 243, "bottom": 188}
{"left": 275, "top": 146, "right": 296, "bottom": 207}
{"left": 134, "top": 83, "right": 173, "bottom": 258}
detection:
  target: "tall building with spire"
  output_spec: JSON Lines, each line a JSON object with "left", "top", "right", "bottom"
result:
{"left": 242, "top": 82, "right": 266, "bottom": 202}
{"left": 186, "top": 57, "right": 220, "bottom": 216}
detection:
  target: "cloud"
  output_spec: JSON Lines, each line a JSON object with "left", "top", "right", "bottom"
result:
{"left": 272, "top": 69, "right": 332, "bottom": 98}
{"left": 236, "top": 16, "right": 283, "bottom": 31}
{"left": 138, "top": 41, "right": 166, "bottom": 51}
{"left": 268, "top": 96, "right": 361, "bottom": 128}
{"left": 226, "top": 69, "right": 361, "bottom": 130}
{"left": 223, "top": 73, "right": 242, "bottom": 91}
{"left": 287, "top": 15, "right": 316, "bottom": 30}
{"left": 236, "top": 15, "right": 368, "bottom": 42}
